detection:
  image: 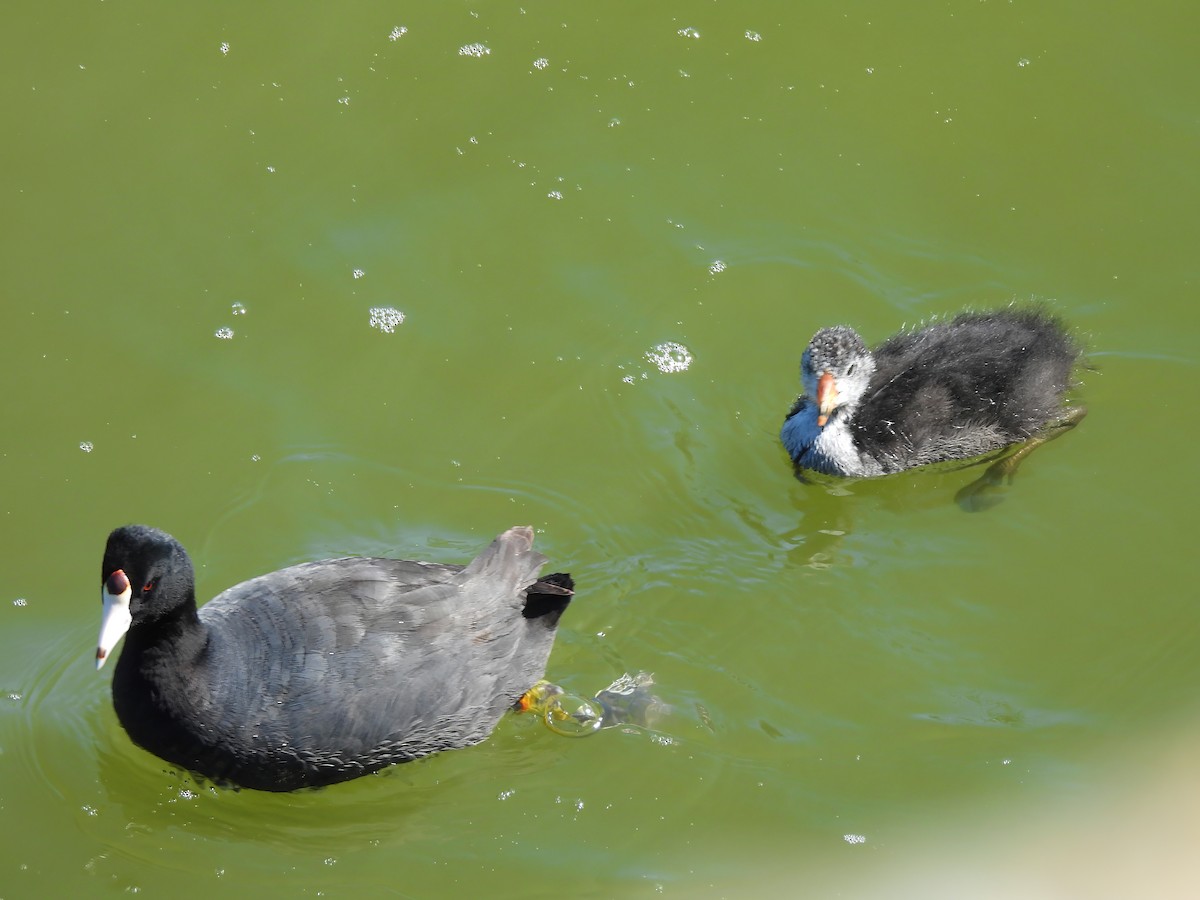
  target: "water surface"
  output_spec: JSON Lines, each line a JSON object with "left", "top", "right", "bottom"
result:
{"left": 2, "top": 1, "right": 1197, "bottom": 896}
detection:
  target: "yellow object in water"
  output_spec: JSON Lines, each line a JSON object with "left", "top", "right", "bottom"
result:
{"left": 518, "top": 672, "right": 667, "bottom": 737}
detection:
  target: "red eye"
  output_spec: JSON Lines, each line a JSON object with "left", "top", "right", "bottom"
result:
{"left": 143, "top": 582, "right": 155, "bottom": 592}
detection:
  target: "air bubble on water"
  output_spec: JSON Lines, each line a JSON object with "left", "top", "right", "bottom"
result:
{"left": 231, "top": 302, "right": 246, "bottom": 315}
{"left": 645, "top": 342, "right": 693, "bottom": 374}
{"left": 80, "top": 441, "right": 94, "bottom": 452}
{"left": 215, "top": 327, "right": 234, "bottom": 340}
{"left": 677, "top": 27, "right": 700, "bottom": 39}
{"left": 369, "top": 307, "right": 406, "bottom": 333}
{"left": 13, "top": 598, "right": 27, "bottom": 607}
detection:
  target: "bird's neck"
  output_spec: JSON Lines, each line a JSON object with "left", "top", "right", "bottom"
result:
{"left": 782, "top": 403, "right": 879, "bottom": 476}
{"left": 113, "top": 604, "right": 216, "bottom": 745}
{"left": 125, "top": 604, "right": 209, "bottom": 673}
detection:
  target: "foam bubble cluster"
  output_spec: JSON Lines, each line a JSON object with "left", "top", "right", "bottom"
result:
{"left": 369, "top": 307, "right": 406, "bottom": 333}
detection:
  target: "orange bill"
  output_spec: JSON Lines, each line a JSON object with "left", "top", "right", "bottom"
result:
{"left": 816, "top": 371, "right": 837, "bottom": 427}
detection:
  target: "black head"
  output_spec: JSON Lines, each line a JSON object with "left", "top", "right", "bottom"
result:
{"left": 799, "top": 326, "right": 877, "bottom": 423}
{"left": 97, "top": 525, "right": 197, "bottom": 669}
{"left": 802, "top": 326, "right": 870, "bottom": 376}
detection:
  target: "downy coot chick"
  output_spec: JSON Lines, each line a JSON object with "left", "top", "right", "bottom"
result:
{"left": 780, "top": 308, "right": 1085, "bottom": 503}
{"left": 95, "top": 525, "right": 573, "bottom": 791}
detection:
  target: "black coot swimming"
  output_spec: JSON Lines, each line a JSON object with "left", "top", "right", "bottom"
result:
{"left": 780, "top": 308, "right": 1085, "bottom": 505}
{"left": 95, "top": 525, "right": 573, "bottom": 791}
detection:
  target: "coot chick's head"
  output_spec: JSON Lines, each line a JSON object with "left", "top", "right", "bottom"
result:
{"left": 800, "top": 326, "right": 876, "bottom": 427}
{"left": 97, "top": 525, "right": 195, "bottom": 670}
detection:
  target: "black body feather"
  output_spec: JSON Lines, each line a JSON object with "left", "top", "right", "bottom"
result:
{"left": 99, "top": 525, "right": 572, "bottom": 791}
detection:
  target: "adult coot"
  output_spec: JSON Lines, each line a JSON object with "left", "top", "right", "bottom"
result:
{"left": 780, "top": 308, "right": 1085, "bottom": 504}
{"left": 95, "top": 525, "right": 573, "bottom": 791}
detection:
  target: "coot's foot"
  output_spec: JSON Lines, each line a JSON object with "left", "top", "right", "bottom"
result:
{"left": 955, "top": 406, "right": 1088, "bottom": 512}
{"left": 955, "top": 456, "right": 1017, "bottom": 512}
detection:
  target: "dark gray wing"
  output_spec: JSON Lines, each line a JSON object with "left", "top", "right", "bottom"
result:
{"left": 192, "top": 528, "right": 558, "bottom": 782}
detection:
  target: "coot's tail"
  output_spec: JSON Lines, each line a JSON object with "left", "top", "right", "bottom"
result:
{"left": 522, "top": 572, "right": 574, "bottom": 623}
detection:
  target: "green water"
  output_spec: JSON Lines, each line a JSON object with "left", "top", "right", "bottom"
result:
{"left": 2, "top": 1, "right": 1197, "bottom": 896}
